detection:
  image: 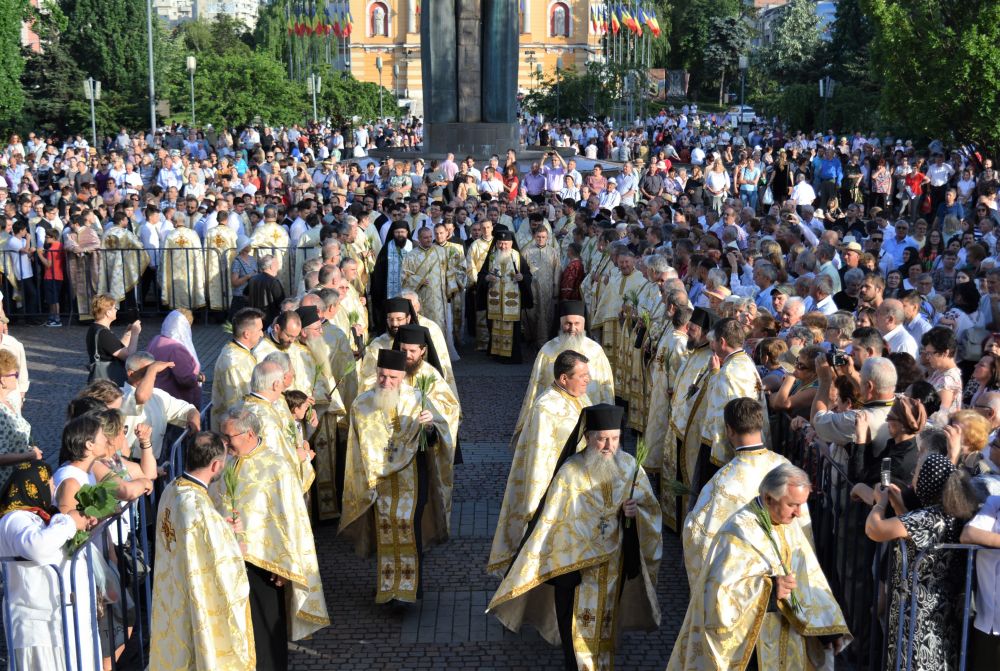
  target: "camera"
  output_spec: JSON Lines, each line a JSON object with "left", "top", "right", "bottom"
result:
{"left": 826, "top": 345, "right": 848, "bottom": 368}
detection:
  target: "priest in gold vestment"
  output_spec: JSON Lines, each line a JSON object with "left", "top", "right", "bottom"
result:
{"left": 98, "top": 220, "right": 149, "bottom": 302}
{"left": 401, "top": 227, "right": 455, "bottom": 349}
{"left": 488, "top": 350, "right": 591, "bottom": 576}
{"left": 210, "top": 307, "right": 266, "bottom": 431}
{"left": 358, "top": 297, "right": 417, "bottom": 393}
{"left": 465, "top": 219, "right": 494, "bottom": 351}
{"left": 339, "top": 349, "right": 456, "bottom": 606}
{"left": 511, "top": 302, "right": 614, "bottom": 450}
{"left": 591, "top": 247, "right": 646, "bottom": 372}
{"left": 158, "top": 217, "right": 207, "bottom": 310}
{"left": 521, "top": 227, "right": 561, "bottom": 348}
{"left": 476, "top": 229, "right": 534, "bottom": 364}
{"left": 211, "top": 407, "right": 330, "bottom": 670}
{"left": 150, "top": 431, "right": 254, "bottom": 671}
{"left": 667, "top": 464, "right": 850, "bottom": 671}
{"left": 681, "top": 398, "right": 801, "bottom": 588}
{"left": 489, "top": 404, "right": 661, "bottom": 671}
{"left": 250, "top": 213, "right": 294, "bottom": 294}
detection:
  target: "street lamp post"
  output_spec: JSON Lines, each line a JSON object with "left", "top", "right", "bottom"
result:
{"left": 145, "top": 0, "right": 156, "bottom": 141}
{"left": 555, "top": 56, "right": 563, "bottom": 122}
{"left": 375, "top": 56, "right": 384, "bottom": 121}
{"left": 83, "top": 77, "right": 101, "bottom": 150}
{"left": 186, "top": 56, "right": 197, "bottom": 126}
{"left": 393, "top": 62, "right": 400, "bottom": 124}
{"left": 738, "top": 55, "right": 748, "bottom": 130}
{"left": 307, "top": 74, "right": 322, "bottom": 123}
{"left": 535, "top": 63, "right": 542, "bottom": 90}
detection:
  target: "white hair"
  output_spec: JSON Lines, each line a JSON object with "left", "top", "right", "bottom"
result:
{"left": 861, "top": 356, "right": 898, "bottom": 395}
{"left": 759, "top": 463, "right": 811, "bottom": 499}
{"left": 250, "top": 360, "right": 284, "bottom": 392}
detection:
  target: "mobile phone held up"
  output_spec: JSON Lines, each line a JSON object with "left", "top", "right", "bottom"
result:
{"left": 880, "top": 457, "right": 892, "bottom": 488}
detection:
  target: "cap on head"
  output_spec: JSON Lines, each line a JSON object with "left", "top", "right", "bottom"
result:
{"left": 582, "top": 404, "right": 623, "bottom": 432}
{"left": 559, "top": 301, "right": 586, "bottom": 318}
{"left": 377, "top": 348, "right": 407, "bottom": 371}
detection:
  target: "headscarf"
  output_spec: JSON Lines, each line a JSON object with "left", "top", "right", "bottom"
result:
{"left": 161, "top": 310, "right": 200, "bottom": 369}
{"left": 0, "top": 461, "right": 54, "bottom": 521}
{"left": 888, "top": 395, "right": 927, "bottom": 435}
{"left": 915, "top": 452, "right": 955, "bottom": 508}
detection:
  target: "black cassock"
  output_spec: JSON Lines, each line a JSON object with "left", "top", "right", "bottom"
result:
{"left": 474, "top": 252, "right": 533, "bottom": 364}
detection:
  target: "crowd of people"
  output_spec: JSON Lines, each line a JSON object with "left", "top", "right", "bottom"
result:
{"left": 0, "top": 114, "right": 998, "bottom": 671}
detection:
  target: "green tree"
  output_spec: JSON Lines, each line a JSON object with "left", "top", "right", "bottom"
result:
{"left": 21, "top": 35, "right": 88, "bottom": 135}
{"left": 762, "top": 0, "right": 821, "bottom": 82}
{"left": 253, "top": 0, "right": 291, "bottom": 64}
{"left": 667, "top": 0, "right": 742, "bottom": 97}
{"left": 703, "top": 15, "right": 752, "bottom": 106}
{"left": 174, "top": 16, "right": 252, "bottom": 56}
{"left": 169, "top": 50, "right": 305, "bottom": 127}
{"left": 0, "top": 0, "right": 28, "bottom": 130}
{"left": 62, "top": 0, "right": 148, "bottom": 93}
{"left": 312, "top": 66, "right": 397, "bottom": 124}
{"left": 864, "top": 0, "right": 1000, "bottom": 144}
{"left": 825, "top": 0, "right": 873, "bottom": 85}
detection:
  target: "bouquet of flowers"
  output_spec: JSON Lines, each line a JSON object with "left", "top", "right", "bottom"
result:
{"left": 414, "top": 374, "right": 436, "bottom": 451}
{"left": 750, "top": 497, "right": 802, "bottom": 613}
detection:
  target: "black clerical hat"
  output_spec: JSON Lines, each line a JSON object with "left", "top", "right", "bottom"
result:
{"left": 389, "top": 219, "right": 409, "bottom": 234}
{"left": 689, "top": 306, "right": 717, "bottom": 331}
{"left": 494, "top": 229, "right": 514, "bottom": 242}
{"left": 582, "top": 404, "right": 624, "bottom": 432}
{"left": 392, "top": 323, "right": 444, "bottom": 376}
{"left": 295, "top": 305, "right": 321, "bottom": 328}
{"left": 559, "top": 301, "right": 586, "bottom": 318}
{"left": 376, "top": 348, "right": 407, "bottom": 371}
{"left": 384, "top": 297, "right": 412, "bottom": 316}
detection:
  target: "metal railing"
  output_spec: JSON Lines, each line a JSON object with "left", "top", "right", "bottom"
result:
{"left": 774, "top": 413, "right": 991, "bottom": 671}
{"left": 0, "top": 495, "right": 152, "bottom": 671}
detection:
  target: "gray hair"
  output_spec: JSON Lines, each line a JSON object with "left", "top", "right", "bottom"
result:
{"left": 759, "top": 463, "right": 812, "bottom": 499}
{"left": 220, "top": 406, "right": 261, "bottom": 436}
{"left": 125, "top": 350, "right": 156, "bottom": 372}
{"left": 787, "top": 325, "right": 816, "bottom": 346}
{"left": 259, "top": 254, "right": 278, "bottom": 272}
{"left": 813, "top": 274, "right": 834, "bottom": 296}
{"left": 645, "top": 254, "right": 671, "bottom": 275}
{"left": 785, "top": 296, "right": 806, "bottom": 316}
{"left": 263, "top": 350, "right": 291, "bottom": 373}
{"left": 980, "top": 391, "right": 1000, "bottom": 414}
{"left": 826, "top": 312, "right": 856, "bottom": 341}
{"left": 400, "top": 289, "right": 420, "bottom": 311}
{"left": 313, "top": 287, "right": 341, "bottom": 310}
{"left": 321, "top": 240, "right": 342, "bottom": 262}
{"left": 302, "top": 257, "right": 323, "bottom": 276}
{"left": 665, "top": 288, "right": 689, "bottom": 310}
{"left": 816, "top": 242, "right": 836, "bottom": 262}
{"left": 250, "top": 359, "right": 285, "bottom": 392}
{"left": 844, "top": 268, "right": 865, "bottom": 285}
{"left": 757, "top": 263, "right": 778, "bottom": 283}
{"left": 861, "top": 356, "right": 898, "bottom": 395}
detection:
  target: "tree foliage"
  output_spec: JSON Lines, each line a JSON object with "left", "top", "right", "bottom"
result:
{"left": 703, "top": 16, "right": 752, "bottom": 106}
{"left": 761, "top": 0, "right": 821, "bottom": 83}
{"left": 863, "top": 0, "right": 1000, "bottom": 145}
{"left": 0, "top": 0, "right": 29, "bottom": 128}
{"left": 312, "top": 66, "right": 398, "bottom": 125}
{"left": 667, "top": 0, "right": 743, "bottom": 97}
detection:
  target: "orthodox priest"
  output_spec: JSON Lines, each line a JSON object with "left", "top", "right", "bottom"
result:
{"left": 150, "top": 431, "right": 255, "bottom": 671}
{"left": 681, "top": 398, "right": 798, "bottom": 588}
{"left": 512, "top": 301, "right": 614, "bottom": 450}
{"left": 668, "top": 464, "right": 850, "bottom": 671}
{"left": 370, "top": 220, "right": 413, "bottom": 334}
{"left": 359, "top": 296, "right": 419, "bottom": 391}
{"left": 488, "top": 350, "right": 592, "bottom": 576}
{"left": 159, "top": 216, "right": 206, "bottom": 310}
{"left": 665, "top": 307, "right": 717, "bottom": 516}
{"left": 211, "top": 407, "right": 329, "bottom": 670}
{"left": 700, "top": 318, "right": 766, "bottom": 480}
{"left": 521, "top": 227, "right": 561, "bottom": 348}
{"left": 475, "top": 228, "right": 533, "bottom": 364}
{"left": 465, "top": 218, "right": 494, "bottom": 351}
{"left": 402, "top": 227, "right": 456, "bottom": 348}
{"left": 488, "top": 404, "right": 661, "bottom": 671}
{"left": 210, "top": 307, "right": 266, "bottom": 431}
{"left": 392, "top": 323, "right": 461, "bottom": 447}
{"left": 339, "top": 349, "right": 456, "bottom": 607}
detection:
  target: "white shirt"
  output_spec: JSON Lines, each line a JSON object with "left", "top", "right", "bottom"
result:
{"left": 968, "top": 495, "right": 1000, "bottom": 634}
{"left": 882, "top": 324, "right": 918, "bottom": 357}
{"left": 121, "top": 384, "right": 197, "bottom": 460}
{"left": 904, "top": 315, "right": 933, "bottom": 343}
{"left": 814, "top": 295, "right": 837, "bottom": 315}
{"left": 139, "top": 220, "right": 161, "bottom": 267}
{"left": 5, "top": 236, "right": 32, "bottom": 280}
{"left": 790, "top": 182, "right": 817, "bottom": 206}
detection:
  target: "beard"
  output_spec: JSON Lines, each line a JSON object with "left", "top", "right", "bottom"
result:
{"left": 497, "top": 249, "right": 514, "bottom": 266}
{"left": 583, "top": 444, "right": 620, "bottom": 486}
{"left": 387, "top": 324, "right": 400, "bottom": 337}
{"left": 393, "top": 235, "right": 408, "bottom": 248}
{"left": 404, "top": 359, "right": 422, "bottom": 376}
{"left": 374, "top": 387, "right": 400, "bottom": 416}
{"left": 558, "top": 332, "right": 585, "bottom": 350}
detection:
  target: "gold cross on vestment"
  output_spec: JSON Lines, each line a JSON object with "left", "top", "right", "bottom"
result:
{"left": 384, "top": 441, "right": 399, "bottom": 461}
{"left": 269, "top": 230, "right": 283, "bottom": 246}
{"left": 598, "top": 517, "right": 610, "bottom": 537}
{"left": 161, "top": 508, "right": 177, "bottom": 552}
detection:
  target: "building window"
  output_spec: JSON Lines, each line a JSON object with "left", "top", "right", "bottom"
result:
{"left": 550, "top": 2, "right": 570, "bottom": 37}
{"left": 370, "top": 1, "right": 389, "bottom": 37}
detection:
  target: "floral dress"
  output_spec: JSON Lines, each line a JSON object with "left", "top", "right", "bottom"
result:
{"left": 0, "top": 401, "right": 31, "bottom": 486}
{"left": 886, "top": 506, "right": 963, "bottom": 671}
{"left": 927, "top": 366, "right": 963, "bottom": 425}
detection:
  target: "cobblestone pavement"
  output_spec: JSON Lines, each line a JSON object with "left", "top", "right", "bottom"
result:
{"left": 17, "top": 323, "right": 688, "bottom": 670}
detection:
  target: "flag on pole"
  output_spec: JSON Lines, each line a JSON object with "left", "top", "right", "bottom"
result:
{"left": 646, "top": 5, "right": 661, "bottom": 37}
{"left": 621, "top": 4, "right": 636, "bottom": 33}
{"left": 590, "top": 4, "right": 597, "bottom": 33}
{"left": 600, "top": 3, "right": 608, "bottom": 33}
{"left": 610, "top": 5, "right": 621, "bottom": 34}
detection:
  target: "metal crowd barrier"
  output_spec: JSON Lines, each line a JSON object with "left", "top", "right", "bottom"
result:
{"left": 774, "top": 413, "right": 990, "bottom": 671}
{"left": 165, "top": 403, "right": 211, "bottom": 483}
{"left": 0, "top": 494, "right": 153, "bottom": 671}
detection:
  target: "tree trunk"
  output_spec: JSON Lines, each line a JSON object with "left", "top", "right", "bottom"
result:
{"left": 718, "top": 69, "right": 726, "bottom": 107}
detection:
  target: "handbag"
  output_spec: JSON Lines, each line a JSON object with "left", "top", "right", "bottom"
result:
{"left": 87, "top": 327, "right": 127, "bottom": 385}
{"left": 761, "top": 185, "right": 774, "bottom": 206}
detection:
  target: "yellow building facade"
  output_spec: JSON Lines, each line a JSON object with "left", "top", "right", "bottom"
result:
{"left": 346, "top": 0, "right": 604, "bottom": 116}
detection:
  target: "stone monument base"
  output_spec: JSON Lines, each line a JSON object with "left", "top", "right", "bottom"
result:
{"left": 423, "top": 122, "right": 520, "bottom": 159}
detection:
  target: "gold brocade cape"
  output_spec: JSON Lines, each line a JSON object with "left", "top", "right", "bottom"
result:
{"left": 667, "top": 503, "right": 850, "bottom": 671}
{"left": 210, "top": 341, "right": 258, "bottom": 432}
{"left": 417, "top": 315, "right": 458, "bottom": 398}
{"left": 159, "top": 227, "right": 207, "bottom": 310}
{"left": 667, "top": 344, "right": 716, "bottom": 489}
{"left": 702, "top": 351, "right": 766, "bottom": 467}
{"left": 205, "top": 225, "right": 237, "bottom": 311}
{"left": 98, "top": 227, "right": 150, "bottom": 301}
{"left": 150, "top": 478, "right": 255, "bottom": 671}
{"left": 646, "top": 329, "right": 689, "bottom": 498}
{"left": 339, "top": 384, "right": 456, "bottom": 555}
{"left": 239, "top": 394, "right": 315, "bottom": 492}
{"left": 512, "top": 335, "right": 615, "bottom": 450}
{"left": 488, "top": 386, "right": 592, "bottom": 575}
{"left": 209, "top": 443, "right": 330, "bottom": 641}
{"left": 250, "top": 222, "right": 293, "bottom": 293}
{"left": 402, "top": 245, "right": 454, "bottom": 329}
{"left": 682, "top": 448, "right": 803, "bottom": 588}
{"left": 488, "top": 450, "right": 662, "bottom": 661}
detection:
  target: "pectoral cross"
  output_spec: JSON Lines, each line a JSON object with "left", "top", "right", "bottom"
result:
{"left": 598, "top": 517, "right": 610, "bottom": 537}
{"left": 384, "top": 441, "right": 398, "bottom": 461}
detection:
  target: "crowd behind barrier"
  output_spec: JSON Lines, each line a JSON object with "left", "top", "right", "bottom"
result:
{"left": 772, "top": 413, "right": 985, "bottom": 671}
{"left": 0, "top": 495, "right": 152, "bottom": 671}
